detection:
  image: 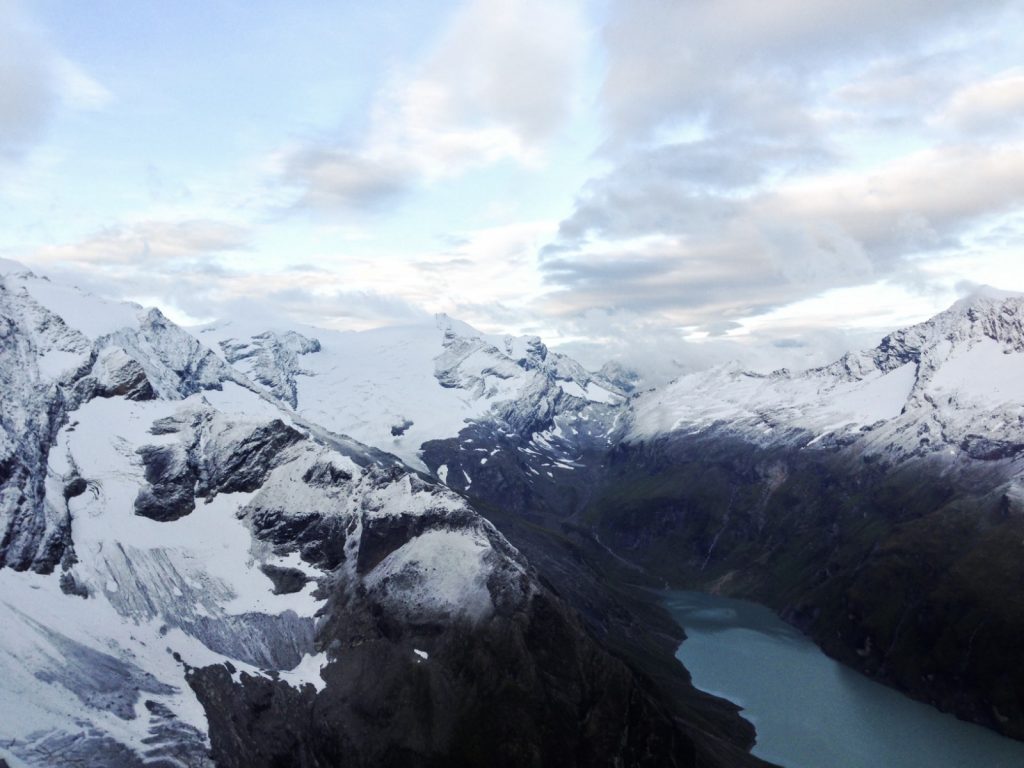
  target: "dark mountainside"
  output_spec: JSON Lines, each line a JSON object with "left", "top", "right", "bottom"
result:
{"left": 426, "top": 295, "right": 1024, "bottom": 745}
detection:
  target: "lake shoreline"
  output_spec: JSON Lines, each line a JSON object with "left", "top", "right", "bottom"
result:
{"left": 665, "top": 590, "right": 1024, "bottom": 768}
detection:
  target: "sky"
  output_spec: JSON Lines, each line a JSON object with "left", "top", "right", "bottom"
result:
{"left": 2, "top": 0, "right": 1023, "bottom": 379}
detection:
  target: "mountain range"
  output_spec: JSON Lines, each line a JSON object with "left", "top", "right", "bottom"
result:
{"left": 2, "top": 258, "right": 1023, "bottom": 767}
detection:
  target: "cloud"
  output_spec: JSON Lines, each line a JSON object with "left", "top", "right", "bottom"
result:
{"left": 543, "top": 143, "right": 1024, "bottom": 330}
{"left": 0, "top": 1, "right": 58, "bottom": 158}
{"left": 939, "top": 68, "right": 1024, "bottom": 136}
{"left": 283, "top": 149, "right": 412, "bottom": 211}
{"left": 538, "top": 0, "right": 1023, "bottom": 348}
{"left": 281, "top": 0, "right": 586, "bottom": 212}
{"left": 831, "top": 51, "right": 965, "bottom": 118}
{"left": 0, "top": 0, "right": 109, "bottom": 160}
{"left": 35, "top": 220, "right": 251, "bottom": 265}
{"left": 32, "top": 244, "right": 430, "bottom": 332}
{"left": 420, "top": 0, "right": 586, "bottom": 143}
{"left": 24, "top": 216, "right": 556, "bottom": 335}
{"left": 9, "top": 1, "right": 1022, "bottom": 382}
{"left": 600, "top": 0, "right": 1011, "bottom": 141}
{"left": 545, "top": 304, "right": 882, "bottom": 386}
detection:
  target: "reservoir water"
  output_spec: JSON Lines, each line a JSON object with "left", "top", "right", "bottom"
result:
{"left": 666, "top": 591, "right": 1024, "bottom": 768}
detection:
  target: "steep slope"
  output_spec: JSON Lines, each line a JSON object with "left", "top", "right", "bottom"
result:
{"left": 0, "top": 264, "right": 231, "bottom": 574}
{"left": 198, "top": 315, "right": 770, "bottom": 765}
{"left": 0, "top": 263, "right": 758, "bottom": 768}
{"left": 394, "top": 290, "right": 1024, "bottom": 745}
{"left": 199, "top": 288, "right": 1024, "bottom": 753}
{"left": 586, "top": 289, "right": 1024, "bottom": 739}
{"left": 192, "top": 287, "right": 1024, "bottom": 748}
{"left": 24, "top": 260, "right": 1024, "bottom": 763}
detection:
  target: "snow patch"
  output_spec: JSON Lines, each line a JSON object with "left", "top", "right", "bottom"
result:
{"left": 365, "top": 529, "right": 495, "bottom": 621}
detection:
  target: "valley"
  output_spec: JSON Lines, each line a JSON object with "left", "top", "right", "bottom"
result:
{"left": 2, "top": 259, "right": 1023, "bottom": 766}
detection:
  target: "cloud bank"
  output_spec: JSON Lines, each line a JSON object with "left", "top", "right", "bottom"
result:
{"left": 4, "top": 0, "right": 1023, "bottom": 379}
{"left": 540, "top": 0, "right": 1024, "bottom": 346}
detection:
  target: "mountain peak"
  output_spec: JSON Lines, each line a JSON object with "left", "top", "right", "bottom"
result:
{"left": 0, "top": 258, "right": 34, "bottom": 278}
{"left": 866, "top": 287, "right": 1024, "bottom": 368}
{"left": 955, "top": 284, "right": 1024, "bottom": 305}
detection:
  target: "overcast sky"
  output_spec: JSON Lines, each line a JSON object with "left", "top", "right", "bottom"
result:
{"left": 2, "top": 0, "right": 1023, "bottom": 377}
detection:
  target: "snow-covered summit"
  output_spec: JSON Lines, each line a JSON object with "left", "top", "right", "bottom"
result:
{"left": 628, "top": 291, "right": 1024, "bottom": 462}
{"left": 0, "top": 257, "right": 33, "bottom": 276}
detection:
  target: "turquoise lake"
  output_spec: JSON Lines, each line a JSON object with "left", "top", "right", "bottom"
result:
{"left": 666, "top": 591, "right": 1024, "bottom": 768}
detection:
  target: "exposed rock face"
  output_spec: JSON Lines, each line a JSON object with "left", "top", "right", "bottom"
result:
{"left": 19, "top": 262, "right": 1024, "bottom": 765}
{"left": 171, "top": 409, "right": 711, "bottom": 767}
{"left": 134, "top": 443, "right": 197, "bottom": 521}
{"left": 218, "top": 329, "right": 321, "bottom": 408}
{"left": 417, "top": 292, "right": 1024, "bottom": 747}
{"left": 433, "top": 320, "right": 623, "bottom": 438}
{"left": 133, "top": 410, "right": 305, "bottom": 522}
{"left": 194, "top": 314, "right": 627, "bottom": 472}
{"left": 71, "top": 347, "right": 156, "bottom": 402}
{"left": 0, "top": 280, "right": 81, "bottom": 573}
{"left": 116, "top": 308, "right": 232, "bottom": 399}
{"left": 260, "top": 563, "right": 310, "bottom": 594}
{"left": 0, "top": 267, "right": 233, "bottom": 574}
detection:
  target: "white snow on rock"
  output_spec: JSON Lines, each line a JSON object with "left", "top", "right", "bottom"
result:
{"left": 628, "top": 289, "right": 1024, "bottom": 461}
{"left": 364, "top": 528, "right": 501, "bottom": 622}
{"left": 557, "top": 379, "right": 622, "bottom": 405}
{"left": 14, "top": 270, "right": 145, "bottom": 341}
{"left": 278, "top": 651, "right": 328, "bottom": 693}
{"left": 5, "top": 261, "right": 1024, "bottom": 766}
{"left": 197, "top": 314, "right": 625, "bottom": 469}
{"left": 0, "top": 569, "right": 215, "bottom": 760}
{"left": 0, "top": 268, "right": 547, "bottom": 766}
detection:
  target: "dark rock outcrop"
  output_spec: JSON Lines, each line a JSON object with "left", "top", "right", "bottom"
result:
{"left": 260, "top": 564, "right": 310, "bottom": 594}
{"left": 133, "top": 413, "right": 305, "bottom": 522}
{"left": 201, "top": 419, "right": 304, "bottom": 496}
{"left": 188, "top": 586, "right": 704, "bottom": 768}
{"left": 134, "top": 444, "right": 197, "bottom": 521}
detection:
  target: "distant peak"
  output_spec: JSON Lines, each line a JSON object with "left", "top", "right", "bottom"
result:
{"left": 950, "top": 285, "right": 1024, "bottom": 310}
{"left": 0, "top": 258, "right": 33, "bottom": 277}
{"left": 434, "top": 313, "right": 484, "bottom": 339}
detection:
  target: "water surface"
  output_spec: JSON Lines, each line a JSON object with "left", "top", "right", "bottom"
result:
{"left": 666, "top": 590, "right": 1024, "bottom": 768}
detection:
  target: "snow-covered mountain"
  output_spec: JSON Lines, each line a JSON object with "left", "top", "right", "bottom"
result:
{"left": 585, "top": 289, "right": 1024, "bottom": 742}
{"left": 7, "top": 254, "right": 1024, "bottom": 765}
{"left": 196, "top": 314, "right": 627, "bottom": 470}
{"left": 197, "top": 286, "right": 1024, "bottom": 489}
{"left": 0, "top": 262, "right": 699, "bottom": 768}
{"left": 628, "top": 287, "right": 1024, "bottom": 467}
